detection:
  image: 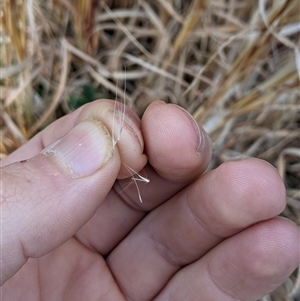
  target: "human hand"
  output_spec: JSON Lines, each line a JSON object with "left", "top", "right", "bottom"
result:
{"left": 1, "top": 100, "right": 299, "bottom": 300}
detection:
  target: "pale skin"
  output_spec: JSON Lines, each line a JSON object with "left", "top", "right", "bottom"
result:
{"left": 1, "top": 100, "right": 299, "bottom": 301}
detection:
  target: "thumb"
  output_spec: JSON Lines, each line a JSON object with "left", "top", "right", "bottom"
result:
{"left": 1, "top": 119, "right": 120, "bottom": 285}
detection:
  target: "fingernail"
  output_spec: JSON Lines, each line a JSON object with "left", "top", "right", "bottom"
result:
{"left": 43, "top": 120, "right": 113, "bottom": 177}
{"left": 170, "top": 104, "right": 207, "bottom": 153}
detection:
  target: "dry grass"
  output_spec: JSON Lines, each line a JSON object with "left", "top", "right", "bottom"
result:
{"left": 1, "top": 0, "right": 299, "bottom": 299}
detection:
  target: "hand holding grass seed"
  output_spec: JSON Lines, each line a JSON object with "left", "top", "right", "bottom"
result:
{"left": 1, "top": 100, "right": 299, "bottom": 301}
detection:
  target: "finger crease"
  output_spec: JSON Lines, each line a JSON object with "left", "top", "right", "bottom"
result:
{"left": 206, "top": 261, "right": 241, "bottom": 301}
{"left": 149, "top": 231, "right": 185, "bottom": 268}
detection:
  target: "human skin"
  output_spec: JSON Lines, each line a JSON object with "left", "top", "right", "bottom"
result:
{"left": 1, "top": 100, "right": 299, "bottom": 300}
